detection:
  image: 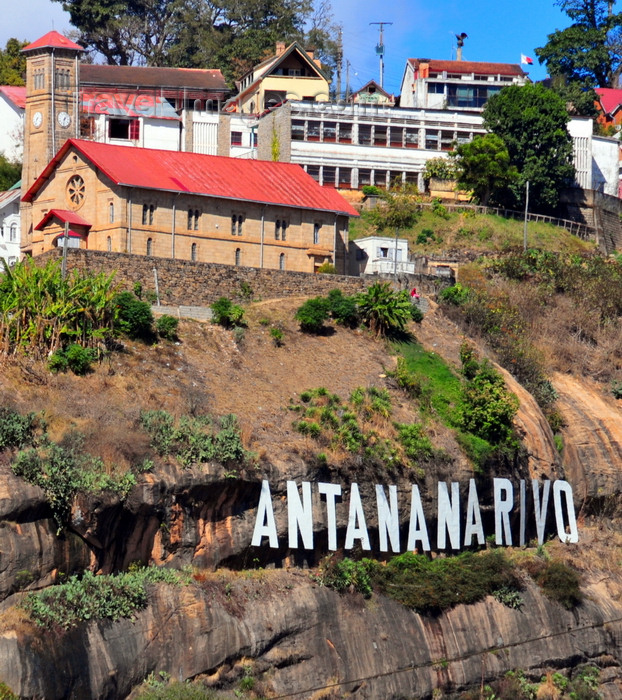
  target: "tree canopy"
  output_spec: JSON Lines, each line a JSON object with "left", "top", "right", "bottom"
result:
{"left": 0, "top": 39, "right": 28, "bottom": 85}
{"left": 453, "top": 134, "right": 519, "bottom": 207}
{"left": 535, "top": 0, "right": 622, "bottom": 114}
{"left": 52, "top": 0, "right": 340, "bottom": 83}
{"left": 0, "top": 155, "right": 21, "bottom": 191}
{"left": 482, "top": 83, "right": 575, "bottom": 212}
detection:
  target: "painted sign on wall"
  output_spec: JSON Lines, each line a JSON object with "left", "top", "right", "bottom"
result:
{"left": 252, "top": 479, "right": 578, "bottom": 553}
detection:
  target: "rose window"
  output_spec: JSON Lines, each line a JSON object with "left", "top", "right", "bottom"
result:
{"left": 66, "top": 175, "right": 85, "bottom": 209}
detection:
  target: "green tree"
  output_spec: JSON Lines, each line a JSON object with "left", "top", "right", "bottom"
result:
{"left": 0, "top": 154, "right": 21, "bottom": 191}
{"left": 357, "top": 282, "right": 413, "bottom": 338}
{"left": 369, "top": 182, "right": 421, "bottom": 232}
{"left": 483, "top": 83, "right": 575, "bottom": 212}
{"left": 0, "top": 38, "right": 28, "bottom": 85}
{"left": 453, "top": 133, "right": 519, "bottom": 206}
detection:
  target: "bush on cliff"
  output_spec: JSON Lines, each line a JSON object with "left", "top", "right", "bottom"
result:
{"left": 113, "top": 291, "right": 154, "bottom": 340}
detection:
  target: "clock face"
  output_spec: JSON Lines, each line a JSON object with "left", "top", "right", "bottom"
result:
{"left": 32, "top": 111, "right": 42, "bottom": 128}
{"left": 57, "top": 111, "right": 71, "bottom": 128}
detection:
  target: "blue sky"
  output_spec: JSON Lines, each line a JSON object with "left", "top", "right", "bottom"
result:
{"left": 5, "top": 0, "right": 569, "bottom": 91}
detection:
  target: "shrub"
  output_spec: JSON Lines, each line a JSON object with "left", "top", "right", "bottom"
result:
{"left": 535, "top": 560, "right": 582, "bottom": 609}
{"left": 438, "top": 282, "right": 469, "bottom": 306}
{"left": 0, "top": 683, "right": 18, "bottom": 700}
{"left": 270, "top": 327, "right": 284, "bottom": 346}
{"left": 357, "top": 282, "right": 413, "bottom": 338}
{"left": 0, "top": 408, "right": 40, "bottom": 451}
{"left": 318, "top": 556, "right": 375, "bottom": 596}
{"left": 410, "top": 304, "right": 424, "bottom": 323}
{"left": 396, "top": 422, "right": 435, "bottom": 463}
{"left": 317, "top": 261, "right": 337, "bottom": 274}
{"left": 361, "top": 185, "right": 382, "bottom": 196}
{"left": 210, "top": 297, "right": 245, "bottom": 329}
{"left": 611, "top": 380, "right": 622, "bottom": 399}
{"left": 156, "top": 315, "right": 179, "bottom": 341}
{"left": 295, "top": 296, "right": 330, "bottom": 333}
{"left": 48, "top": 344, "right": 96, "bottom": 375}
{"left": 114, "top": 291, "right": 154, "bottom": 340}
{"left": 327, "top": 289, "right": 359, "bottom": 327}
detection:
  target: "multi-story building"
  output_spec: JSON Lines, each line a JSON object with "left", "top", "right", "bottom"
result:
{"left": 399, "top": 58, "right": 527, "bottom": 111}
{"left": 0, "top": 183, "right": 21, "bottom": 267}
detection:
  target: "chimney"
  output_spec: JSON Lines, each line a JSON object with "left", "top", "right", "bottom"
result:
{"left": 456, "top": 47, "right": 463, "bottom": 61}
{"left": 306, "top": 47, "right": 315, "bottom": 60}
{"left": 275, "top": 42, "right": 286, "bottom": 56}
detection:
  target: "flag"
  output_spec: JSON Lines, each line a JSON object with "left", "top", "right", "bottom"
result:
{"left": 521, "top": 54, "right": 534, "bottom": 65}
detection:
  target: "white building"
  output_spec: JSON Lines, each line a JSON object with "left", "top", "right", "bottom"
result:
{"left": 0, "top": 185, "right": 21, "bottom": 266}
{"left": 0, "top": 86, "right": 25, "bottom": 161}
{"left": 568, "top": 117, "right": 619, "bottom": 196}
{"left": 350, "top": 235, "right": 414, "bottom": 276}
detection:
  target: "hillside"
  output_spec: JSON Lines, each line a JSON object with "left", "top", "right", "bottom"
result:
{"left": 0, "top": 247, "right": 621, "bottom": 699}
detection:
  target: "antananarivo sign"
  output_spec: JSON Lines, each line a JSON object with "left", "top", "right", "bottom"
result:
{"left": 251, "top": 479, "right": 579, "bottom": 554}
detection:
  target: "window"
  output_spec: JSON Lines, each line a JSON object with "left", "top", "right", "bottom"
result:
{"left": 232, "top": 214, "right": 243, "bottom": 235}
{"left": 405, "top": 128, "right": 418, "bottom": 148}
{"left": 281, "top": 221, "right": 287, "bottom": 241}
{"left": 358, "top": 168, "right": 372, "bottom": 187}
{"left": 338, "top": 167, "right": 352, "bottom": 188}
{"left": 66, "top": 175, "right": 85, "bottom": 209}
{"left": 146, "top": 238, "right": 153, "bottom": 256}
{"left": 109, "top": 202, "right": 114, "bottom": 223}
{"left": 358, "top": 124, "right": 372, "bottom": 146}
{"left": 374, "top": 126, "right": 387, "bottom": 146}
{"left": 231, "top": 131, "right": 242, "bottom": 146}
{"left": 338, "top": 123, "right": 352, "bottom": 143}
{"left": 275, "top": 220, "right": 281, "bottom": 240}
{"left": 143, "top": 204, "right": 155, "bottom": 225}
{"left": 279, "top": 253, "right": 285, "bottom": 270}
{"left": 235, "top": 248, "right": 241, "bottom": 266}
{"left": 390, "top": 127, "right": 404, "bottom": 148}
{"left": 306, "top": 165, "right": 320, "bottom": 182}
{"left": 291, "top": 120, "right": 305, "bottom": 141}
{"left": 9, "top": 224, "right": 16, "bottom": 242}
{"left": 307, "top": 121, "right": 320, "bottom": 141}
{"left": 54, "top": 68, "right": 70, "bottom": 90}
{"left": 313, "top": 223, "right": 321, "bottom": 245}
{"left": 34, "top": 69, "right": 45, "bottom": 90}
{"left": 107, "top": 236, "right": 112, "bottom": 252}
{"left": 191, "top": 243, "right": 197, "bottom": 261}
{"left": 322, "top": 122, "right": 337, "bottom": 142}
{"left": 323, "top": 167, "right": 336, "bottom": 187}
{"left": 188, "top": 209, "right": 199, "bottom": 230}
{"left": 109, "top": 118, "right": 139, "bottom": 140}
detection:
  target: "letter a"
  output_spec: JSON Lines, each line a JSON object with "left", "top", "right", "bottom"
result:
{"left": 251, "top": 480, "right": 278, "bottom": 548}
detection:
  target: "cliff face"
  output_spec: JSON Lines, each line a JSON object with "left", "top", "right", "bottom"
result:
{"left": 0, "top": 303, "right": 621, "bottom": 699}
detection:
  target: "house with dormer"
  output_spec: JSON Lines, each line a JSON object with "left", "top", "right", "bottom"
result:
{"left": 224, "top": 42, "right": 330, "bottom": 114}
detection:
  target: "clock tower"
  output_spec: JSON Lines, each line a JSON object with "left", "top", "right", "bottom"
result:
{"left": 20, "top": 31, "right": 82, "bottom": 251}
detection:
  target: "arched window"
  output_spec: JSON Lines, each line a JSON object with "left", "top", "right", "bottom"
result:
{"left": 146, "top": 238, "right": 153, "bottom": 256}
{"left": 281, "top": 221, "right": 287, "bottom": 241}
{"left": 279, "top": 253, "right": 285, "bottom": 270}
{"left": 275, "top": 219, "right": 281, "bottom": 240}
{"left": 107, "top": 236, "right": 112, "bottom": 252}
{"left": 149, "top": 204, "right": 155, "bottom": 225}
{"left": 109, "top": 202, "right": 114, "bottom": 223}
{"left": 313, "top": 223, "right": 321, "bottom": 245}
{"left": 193, "top": 210, "right": 199, "bottom": 230}
{"left": 188, "top": 209, "right": 193, "bottom": 230}
{"left": 9, "top": 224, "right": 16, "bottom": 242}
{"left": 191, "top": 242, "right": 197, "bottom": 261}
{"left": 231, "top": 214, "right": 237, "bottom": 235}
{"left": 237, "top": 215, "right": 243, "bottom": 236}
{"left": 235, "top": 248, "right": 241, "bottom": 266}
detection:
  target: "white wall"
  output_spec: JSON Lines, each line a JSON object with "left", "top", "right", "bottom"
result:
{"left": 0, "top": 96, "right": 23, "bottom": 162}
{"left": 0, "top": 191, "right": 21, "bottom": 266}
{"left": 592, "top": 135, "right": 619, "bottom": 196}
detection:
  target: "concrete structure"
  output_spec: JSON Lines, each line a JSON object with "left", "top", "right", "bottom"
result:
{"left": 0, "top": 184, "right": 21, "bottom": 266}
{"left": 568, "top": 117, "right": 619, "bottom": 197}
{"left": 350, "top": 80, "right": 395, "bottom": 107}
{"left": 224, "top": 42, "right": 329, "bottom": 115}
{"left": 349, "top": 235, "right": 414, "bottom": 276}
{"left": 0, "top": 86, "right": 25, "bottom": 161}
{"left": 399, "top": 58, "right": 527, "bottom": 111}
{"left": 21, "top": 139, "right": 357, "bottom": 274}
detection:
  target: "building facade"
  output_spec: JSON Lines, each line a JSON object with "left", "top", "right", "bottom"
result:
{"left": 0, "top": 186, "right": 21, "bottom": 266}
{"left": 21, "top": 139, "right": 357, "bottom": 274}
{"left": 0, "top": 86, "right": 25, "bottom": 162}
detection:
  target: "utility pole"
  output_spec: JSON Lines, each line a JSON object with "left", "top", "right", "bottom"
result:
{"left": 370, "top": 21, "right": 392, "bottom": 89}
{"left": 345, "top": 60, "right": 351, "bottom": 101}
{"left": 336, "top": 28, "right": 343, "bottom": 101}
{"left": 523, "top": 180, "right": 530, "bottom": 251}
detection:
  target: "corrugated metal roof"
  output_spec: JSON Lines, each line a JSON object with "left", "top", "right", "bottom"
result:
{"left": 408, "top": 58, "right": 525, "bottom": 77}
{"left": 22, "top": 31, "right": 82, "bottom": 52}
{"left": 82, "top": 91, "right": 180, "bottom": 120}
{"left": 24, "top": 139, "right": 359, "bottom": 217}
{"left": 595, "top": 88, "right": 622, "bottom": 115}
{"left": 0, "top": 86, "right": 26, "bottom": 109}
{"left": 0, "top": 189, "right": 20, "bottom": 209}
{"left": 79, "top": 64, "right": 228, "bottom": 93}
{"left": 34, "top": 209, "right": 92, "bottom": 230}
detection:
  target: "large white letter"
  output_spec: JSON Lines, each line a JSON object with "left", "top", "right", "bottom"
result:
{"left": 437, "top": 482, "right": 460, "bottom": 550}
{"left": 519, "top": 479, "right": 527, "bottom": 546}
{"left": 251, "top": 480, "right": 278, "bottom": 548}
{"left": 553, "top": 480, "right": 579, "bottom": 543}
{"left": 494, "top": 478, "right": 514, "bottom": 546}
{"left": 407, "top": 484, "right": 430, "bottom": 551}
{"left": 287, "top": 481, "right": 313, "bottom": 550}
{"left": 376, "top": 484, "right": 400, "bottom": 553}
{"left": 532, "top": 479, "right": 551, "bottom": 545}
{"left": 318, "top": 482, "right": 341, "bottom": 551}
{"left": 344, "top": 483, "right": 371, "bottom": 550}
{"left": 464, "top": 479, "right": 485, "bottom": 547}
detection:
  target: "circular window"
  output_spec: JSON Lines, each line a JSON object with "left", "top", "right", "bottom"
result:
{"left": 66, "top": 175, "right": 85, "bottom": 209}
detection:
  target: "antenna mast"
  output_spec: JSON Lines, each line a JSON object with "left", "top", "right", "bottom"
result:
{"left": 370, "top": 21, "right": 392, "bottom": 89}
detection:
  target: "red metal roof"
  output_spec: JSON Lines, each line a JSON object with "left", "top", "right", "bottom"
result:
{"left": 408, "top": 58, "right": 525, "bottom": 77}
{"left": 35, "top": 209, "right": 92, "bottom": 231}
{"left": 595, "top": 88, "right": 622, "bottom": 115}
{"left": 22, "top": 31, "right": 83, "bottom": 53}
{"left": 0, "top": 86, "right": 26, "bottom": 109}
{"left": 24, "top": 139, "right": 359, "bottom": 217}
{"left": 82, "top": 91, "right": 180, "bottom": 120}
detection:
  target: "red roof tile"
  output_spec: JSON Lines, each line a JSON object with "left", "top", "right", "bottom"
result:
{"left": 595, "top": 88, "right": 622, "bottom": 115}
{"left": 0, "top": 86, "right": 26, "bottom": 109}
{"left": 408, "top": 58, "right": 525, "bottom": 77}
{"left": 34, "top": 209, "right": 92, "bottom": 230}
{"left": 22, "top": 31, "right": 83, "bottom": 53}
{"left": 23, "top": 140, "right": 359, "bottom": 217}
